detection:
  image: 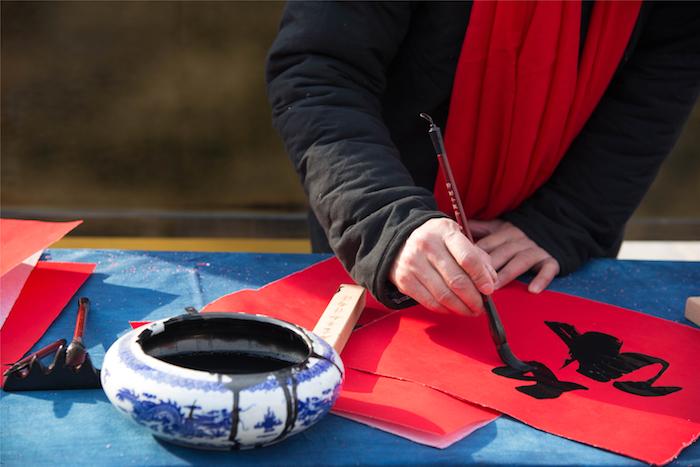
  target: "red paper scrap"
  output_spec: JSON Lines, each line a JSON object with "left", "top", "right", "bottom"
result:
{"left": 334, "top": 369, "right": 498, "bottom": 448}
{"left": 1, "top": 251, "right": 42, "bottom": 329}
{"left": 0, "top": 218, "right": 82, "bottom": 276}
{"left": 341, "top": 281, "right": 700, "bottom": 465}
{"left": 0, "top": 261, "right": 95, "bottom": 387}
{"left": 129, "top": 321, "right": 150, "bottom": 329}
{"left": 200, "top": 258, "right": 499, "bottom": 448}
{"left": 334, "top": 410, "right": 491, "bottom": 450}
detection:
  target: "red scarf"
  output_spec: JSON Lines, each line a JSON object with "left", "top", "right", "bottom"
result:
{"left": 434, "top": 0, "right": 642, "bottom": 220}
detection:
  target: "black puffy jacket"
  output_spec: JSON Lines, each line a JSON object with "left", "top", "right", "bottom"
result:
{"left": 266, "top": 1, "right": 700, "bottom": 308}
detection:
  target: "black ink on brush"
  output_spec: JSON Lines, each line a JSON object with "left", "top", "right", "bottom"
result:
{"left": 545, "top": 321, "right": 682, "bottom": 397}
{"left": 420, "top": 113, "right": 533, "bottom": 373}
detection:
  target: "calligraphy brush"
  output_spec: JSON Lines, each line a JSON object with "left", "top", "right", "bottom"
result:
{"left": 420, "top": 113, "right": 534, "bottom": 373}
{"left": 65, "top": 297, "right": 90, "bottom": 369}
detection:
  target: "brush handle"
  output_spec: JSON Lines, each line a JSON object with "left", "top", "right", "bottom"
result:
{"left": 422, "top": 113, "right": 533, "bottom": 373}
{"left": 436, "top": 153, "right": 474, "bottom": 243}
{"left": 66, "top": 297, "right": 90, "bottom": 369}
{"left": 3, "top": 339, "right": 67, "bottom": 376}
{"left": 313, "top": 285, "right": 366, "bottom": 353}
{"left": 424, "top": 118, "right": 474, "bottom": 242}
{"left": 72, "top": 297, "right": 90, "bottom": 343}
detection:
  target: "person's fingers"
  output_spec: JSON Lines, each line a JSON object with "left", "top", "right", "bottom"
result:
{"left": 394, "top": 270, "right": 451, "bottom": 314}
{"left": 444, "top": 230, "right": 496, "bottom": 296}
{"left": 388, "top": 217, "right": 497, "bottom": 316}
{"left": 389, "top": 249, "right": 452, "bottom": 314}
{"left": 468, "top": 219, "right": 502, "bottom": 239}
{"left": 528, "top": 258, "right": 560, "bottom": 294}
{"left": 412, "top": 256, "right": 474, "bottom": 315}
{"left": 489, "top": 238, "right": 534, "bottom": 271}
{"left": 425, "top": 242, "right": 484, "bottom": 315}
{"left": 494, "top": 247, "right": 549, "bottom": 289}
{"left": 475, "top": 222, "right": 525, "bottom": 253}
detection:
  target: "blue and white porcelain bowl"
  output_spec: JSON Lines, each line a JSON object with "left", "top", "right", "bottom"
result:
{"left": 101, "top": 312, "right": 344, "bottom": 450}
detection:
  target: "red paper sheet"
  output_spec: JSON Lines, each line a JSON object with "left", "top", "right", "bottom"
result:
{"left": 200, "top": 258, "right": 500, "bottom": 447}
{"left": 334, "top": 410, "right": 490, "bottom": 450}
{"left": 0, "top": 261, "right": 95, "bottom": 387}
{"left": 1, "top": 251, "right": 42, "bottom": 329}
{"left": 203, "top": 258, "right": 392, "bottom": 328}
{"left": 342, "top": 281, "right": 700, "bottom": 465}
{"left": 0, "top": 218, "right": 82, "bottom": 276}
{"left": 335, "top": 369, "right": 498, "bottom": 448}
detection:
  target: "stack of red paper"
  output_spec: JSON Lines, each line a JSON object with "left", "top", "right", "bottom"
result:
{"left": 0, "top": 219, "right": 95, "bottom": 386}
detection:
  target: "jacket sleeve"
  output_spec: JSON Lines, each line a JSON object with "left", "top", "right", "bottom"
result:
{"left": 503, "top": 2, "right": 700, "bottom": 275}
{"left": 266, "top": 2, "right": 446, "bottom": 307}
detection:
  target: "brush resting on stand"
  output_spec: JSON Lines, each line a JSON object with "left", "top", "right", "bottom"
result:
{"left": 420, "top": 113, "right": 533, "bottom": 373}
{"left": 3, "top": 296, "right": 101, "bottom": 391}
{"left": 65, "top": 297, "right": 90, "bottom": 369}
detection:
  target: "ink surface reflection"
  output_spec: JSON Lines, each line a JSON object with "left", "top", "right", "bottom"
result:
{"left": 492, "top": 321, "right": 682, "bottom": 399}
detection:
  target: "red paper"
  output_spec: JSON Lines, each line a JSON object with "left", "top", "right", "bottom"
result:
{"left": 129, "top": 321, "right": 151, "bottom": 329}
{"left": 1, "top": 251, "right": 42, "bottom": 329}
{"left": 200, "top": 258, "right": 500, "bottom": 447}
{"left": 0, "top": 261, "right": 95, "bottom": 386}
{"left": 342, "top": 281, "right": 700, "bottom": 464}
{"left": 335, "top": 369, "right": 498, "bottom": 448}
{"left": 0, "top": 218, "right": 82, "bottom": 276}
{"left": 334, "top": 410, "right": 491, "bottom": 450}
{"left": 203, "top": 258, "right": 392, "bottom": 328}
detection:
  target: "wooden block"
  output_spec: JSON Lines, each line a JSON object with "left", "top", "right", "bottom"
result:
{"left": 685, "top": 297, "right": 700, "bottom": 326}
{"left": 312, "top": 284, "right": 366, "bottom": 353}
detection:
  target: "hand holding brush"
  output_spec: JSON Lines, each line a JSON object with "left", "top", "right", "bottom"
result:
{"left": 414, "top": 113, "right": 533, "bottom": 372}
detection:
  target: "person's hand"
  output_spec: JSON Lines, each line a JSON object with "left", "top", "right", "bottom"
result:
{"left": 470, "top": 219, "right": 559, "bottom": 293}
{"left": 389, "top": 218, "right": 497, "bottom": 316}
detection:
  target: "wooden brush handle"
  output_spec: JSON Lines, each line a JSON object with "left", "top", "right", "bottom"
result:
{"left": 312, "top": 284, "right": 366, "bottom": 352}
{"left": 686, "top": 297, "right": 700, "bottom": 326}
{"left": 437, "top": 154, "right": 474, "bottom": 243}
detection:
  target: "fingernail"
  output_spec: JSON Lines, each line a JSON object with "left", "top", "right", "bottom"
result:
{"left": 529, "top": 283, "right": 542, "bottom": 294}
{"left": 489, "top": 265, "right": 498, "bottom": 281}
{"left": 479, "top": 279, "right": 494, "bottom": 294}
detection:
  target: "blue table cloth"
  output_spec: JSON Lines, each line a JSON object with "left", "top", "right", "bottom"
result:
{"left": 1, "top": 249, "right": 698, "bottom": 466}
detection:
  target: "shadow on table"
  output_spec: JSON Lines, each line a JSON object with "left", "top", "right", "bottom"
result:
{"left": 3, "top": 388, "right": 105, "bottom": 419}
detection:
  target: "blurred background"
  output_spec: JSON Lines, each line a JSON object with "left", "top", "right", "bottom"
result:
{"left": 2, "top": 1, "right": 699, "bottom": 252}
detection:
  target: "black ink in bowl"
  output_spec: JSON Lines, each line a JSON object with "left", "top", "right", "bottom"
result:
{"left": 137, "top": 314, "right": 312, "bottom": 374}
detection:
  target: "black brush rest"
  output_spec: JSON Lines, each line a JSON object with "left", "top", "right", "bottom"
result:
{"left": 3, "top": 344, "right": 101, "bottom": 391}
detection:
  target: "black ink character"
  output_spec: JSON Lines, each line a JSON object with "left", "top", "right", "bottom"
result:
{"left": 492, "top": 361, "right": 588, "bottom": 399}
{"left": 545, "top": 321, "right": 681, "bottom": 397}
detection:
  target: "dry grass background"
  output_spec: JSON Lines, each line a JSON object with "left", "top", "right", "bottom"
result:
{"left": 1, "top": 2, "right": 699, "bottom": 232}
